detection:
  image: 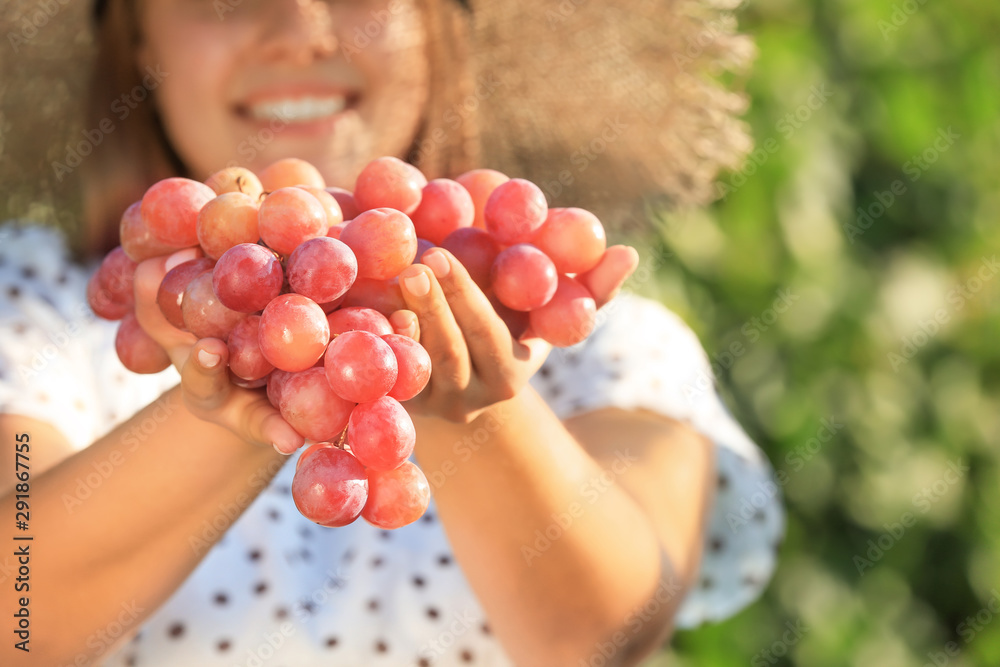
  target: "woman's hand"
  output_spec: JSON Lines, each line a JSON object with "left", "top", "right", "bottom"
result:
{"left": 396, "top": 245, "right": 638, "bottom": 424}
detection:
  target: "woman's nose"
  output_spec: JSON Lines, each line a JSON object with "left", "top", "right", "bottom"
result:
{"left": 258, "top": 0, "right": 340, "bottom": 66}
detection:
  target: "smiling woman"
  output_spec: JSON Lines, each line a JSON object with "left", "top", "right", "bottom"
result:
{"left": 0, "top": 0, "right": 781, "bottom": 666}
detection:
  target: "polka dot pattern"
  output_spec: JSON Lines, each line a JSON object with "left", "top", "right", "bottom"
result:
{"left": 0, "top": 223, "right": 783, "bottom": 664}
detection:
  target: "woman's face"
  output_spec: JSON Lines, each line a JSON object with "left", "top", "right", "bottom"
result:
{"left": 137, "top": 0, "right": 430, "bottom": 188}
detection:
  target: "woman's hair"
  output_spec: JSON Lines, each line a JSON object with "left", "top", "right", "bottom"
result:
{"left": 81, "top": 0, "right": 478, "bottom": 259}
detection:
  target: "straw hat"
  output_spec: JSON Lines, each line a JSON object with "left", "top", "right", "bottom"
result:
{"left": 0, "top": 0, "right": 753, "bottom": 242}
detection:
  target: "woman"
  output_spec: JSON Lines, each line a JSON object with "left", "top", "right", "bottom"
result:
{"left": 0, "top": 0, "right": 782, "bottom": 665}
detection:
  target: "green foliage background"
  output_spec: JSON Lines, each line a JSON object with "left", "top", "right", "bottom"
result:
{"left": 631, "top": 0, "right": 1000, "bottom": 664}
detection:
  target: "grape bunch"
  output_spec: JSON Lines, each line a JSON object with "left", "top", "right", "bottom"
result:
{"left": 87, "top": 156, "right": 616, "bottom": 529}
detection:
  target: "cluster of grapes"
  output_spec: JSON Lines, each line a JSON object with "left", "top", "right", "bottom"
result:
{"left": 87, "top": 155, "right": 612, "bottom": 529}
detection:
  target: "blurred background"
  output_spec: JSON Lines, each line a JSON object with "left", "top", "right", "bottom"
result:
{"left": 2, "top": 0, "right": 998, "bottom": 665}
{"left": 630, "top": 0, "right": 1000, "bottom": 665}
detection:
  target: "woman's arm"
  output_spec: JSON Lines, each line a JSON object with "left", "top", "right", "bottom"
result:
{"left": 398, "top": 247, "right": 715, "bottom": 667}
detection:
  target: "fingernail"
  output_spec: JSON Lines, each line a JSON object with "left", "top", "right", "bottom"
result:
{"left": 198, "top": 349, "right": 221, "bottom": 368}
{"left": 402, "top": 272, "right": 430, "bottom": 297}
{"left": 423, "top": 250, "right": 450, "bottom": 278}
{"left": 165, "top": 248, "right": 199, "bottom": 272}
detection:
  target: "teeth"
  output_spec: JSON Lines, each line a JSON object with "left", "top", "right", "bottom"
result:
{"left": 249, "top": 96, "right": 347, "bottom": 123}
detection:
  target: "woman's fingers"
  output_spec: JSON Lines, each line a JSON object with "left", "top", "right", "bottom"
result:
{"left": 578, "top": 245, "right": 640, "bottom": 309}
{"left": 389, "top": 309, "right": 420, "bottom": 341}
{"left": 133, "top": 249, "right": 201, "bottom": 369}
{"left": 179, "top": 338, "right": 231, "bottom": 413}
{"left": 398, "top": 263, "right": 471, "bottom": 390}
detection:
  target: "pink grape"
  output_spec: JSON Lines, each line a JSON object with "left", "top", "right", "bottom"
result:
{"left": 362, "top": 461, "right": 430, "bottom": 529}
{"left": 382, "top": 334, "right": 431, "bottom": 401}
{"left": 297, "top": 186, "right": 344, "bottom": 228}
{"left": 181, "top": 272, "right": 249, "bottom": 340}
{"left": 115, "top": 312, "right": 171, "bottom": 374}
{"left": 324, "top": 330, "right": 397, "bottom": 403}
{"left": 258, "top": 187, "right": 328, "bottom": 256}
{"left": 204, "top": 166, "right": 264, "bottom": 201}
{"left": 339, "top": 208, "right": 418, "bottom": 280}
{"left": 87, "top": 272, "right": 130, "bottom": 321}
{"left": 212, "top": 243, "right": 283, "bottom": 313}
{"left": 491, "top": 296, "right": 531, "bottom": 340}
{"left": 120, "top": 201, "right": 180, "bottom": 262}
{"left": 227, "top": 315, "right": 274, "bottom": 380}
{"left": 266, "top": 369, "right": 293, "bottom": 408}
{"left": 296, "top": 442, "right": 336, "bottom": 472}
{"left": 318, "top": 295, "right": 347, "bottom": 314}
{"left": 157, "top": 257, "right": 215, "bottom": 330}
{"left": 326, "top": 307, "right": 393, "bottom": 336}
{"left": 292, "top": 446, "right": 368, "bottom": 527}
{"left": 484, "top": 178, "right": 548, "bottom": 245}
{"left": 197, "top": 192, "right": 260, "bottom": 260}
{"left": 414, "top": 238, "right": 436, "bottom": 263}
{"left": 531, "top": 207, "right": 607, "bottom": 274}
{"left": 340, "top": 277, "right": 406, "bottom": 316}
{"left": 230, "top": 371, "right": 269, "bottom": 390}
{"left": 410, "top": 179, "right": 475, "bottom": 244}
{"left": 347, "top": 396, "right": 416, "bottom": 471}
{"left": 287, "top": 237, "right": 357, "bottom": 304}
{"left": 528, "top": 275, "right": 597, "bottom": 347}
{"left": 259, "top": 157, "right": 325, "bottom": 191}
{"left": 491, "top": 244, "right": 558, "bottom": 311}
{"left": 258, "top": 294, "right": 331, "bottom": 372}
{"left": 325, "top": 187, "right": 360, "bottom": 221}
{"left": 326, "top": 223, "right": 346, "bottom": 240}
{"left": 278, "top": 367, "right": 356, "bottom": 443}
{"left": 353, "top": 156, "right": 427, "bottom": 215}
{"left": 440, "top": 227, "right": 500, "bottom": 290}
{"left": 141, "top": 177, "right": 216, "bottom": 247}
{"left": 456, "top": 168, "right": 509, "bottom": 229}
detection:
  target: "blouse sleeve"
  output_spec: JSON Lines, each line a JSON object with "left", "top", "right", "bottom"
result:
{"left": 0, "top": 222, "right": 179, "bottom": 451}
{"left": 529, "top": 292, "right": 784, "bottom": 628}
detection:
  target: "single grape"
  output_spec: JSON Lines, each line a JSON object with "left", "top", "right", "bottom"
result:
{"left": 212, "top": 243, "right": 284, "bottom": 313}
{"left": 181, "top": 272, "right": 249, "bottom": 341}
{"left": 531, "top": 207, "right": 607, "bottom": 274}
{"left": 325, "top": 187, "right": 360, "bottom": 221}
{"left": 156, "top": 257, "right": 215, "bottom": 330}
{"left": 440, "top": 227, "right": 500, "bottom": 290}
{"left": 258, "top": 294, "right": 331, "bottom": 372}
{"left": 266, "top": 368, "right": 293, "bottom": 408}
{"left": 339, "top": 208, "right": 417, "bottom": 280}
{"left": 204, "top": 166, "right": 264, "bottom": 201}
{"left": 120, "top": 201, "right": 181, "bottom": 262}
{"left": 141, "top": 177, "right": 216, "bottom": 247}
{"left": 230, "top": 371, "right": 269, "bottom": 390}
{"left": 326, "top": 223, "right": 346, "bottom": 240}
{"left": 88, "top": 271, "right": 131, "bottom": 321}
{"left": 297, "top": 186, "right": 344, "bottom": 228}
{"left": 258, "top": 187, "right": 328, "bottom": 256}
{"left": 382, "top": 334, "right": 431, "bottom": 401}
{"left": 491, "top": 244, "right": 558, "bottom": 311}
{"left": 483, "top": 178, "right": 548, "bottom": 245}
{"left": 353, "top": 156, "right": 427, "bottom": 215}
{"left": 414, "top": 238, "right": 436, "bottom": 264}
{"left": 326, "top": 307, "right": 393, "bottom": 336}
{"left": 296, "top": 442, "right": 336, "bottom": 472}
{"left": 292, "top": 446, "right": 368, "bottom": 527}
{"left": 228, "top": 315, "right": 275, "bottom": 380}
{"left": 259, "top": 157, "right": 325, "bottom": 191}
{"left": 528, "top": 275, "right": 597, "bottom": 347}
{"left": 278, "top": 367, "right": 356, "bottom": 443}
{"left": 347, "top": 396, "right": 416, "bottom": 471}
{"left": 197, "top": 192, "right": 261, "bottom": 260}
{"left": 339, "top": 277, "right": 406, "bottom": 316}
{"left": 362, "top": 461, "right": 431, "bottom": 529}
{"left": 455, "top": 168, "right": 509, "bottom": 229}
{"left": 287, "top": 237, "right": 357, "bottom": 304}
{"left": 410, "top": 178, "right": 475, "bottom": 244}
{"left": 115, "top": 312, "right": 171, "bottom": 374}
{"left": 324, "top": 330, "right": 398, "bottom": 403}
{"left": 88, "top": 247, "right": 137, "bottom": 320}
